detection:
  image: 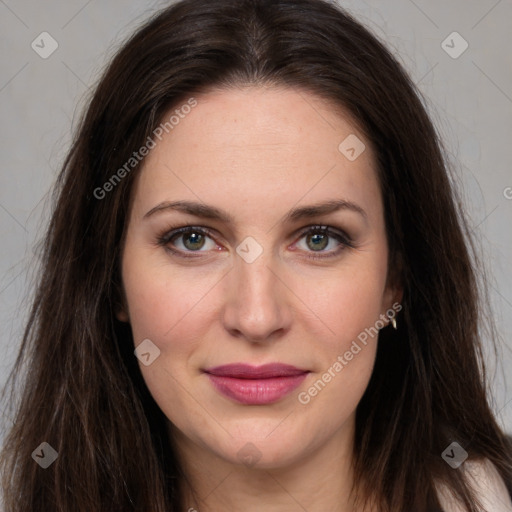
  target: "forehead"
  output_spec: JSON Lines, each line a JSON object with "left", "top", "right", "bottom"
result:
{"left": 130, "top": 86, "right": 382, "bottom": 226}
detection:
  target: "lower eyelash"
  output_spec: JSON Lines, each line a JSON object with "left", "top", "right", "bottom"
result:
{"left": 156, "top": 225, "right": 354, "bottom": 259}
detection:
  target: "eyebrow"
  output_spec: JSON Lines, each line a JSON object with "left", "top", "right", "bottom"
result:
{"left": 143, "top": 199, "right": 368, "bottom": 224}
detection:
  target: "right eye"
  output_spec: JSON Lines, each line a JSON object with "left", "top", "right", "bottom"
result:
{"left": 156, "top": 225, "right": 221, "bottom": 258}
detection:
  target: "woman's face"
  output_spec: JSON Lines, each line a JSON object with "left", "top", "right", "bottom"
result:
{"left": 118, "top": 86, "right": 400, "bottom": 469}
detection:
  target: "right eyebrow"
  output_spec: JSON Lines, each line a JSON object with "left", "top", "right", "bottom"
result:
{"left": 143, "top": 200, "right": 233, "bottom": 222}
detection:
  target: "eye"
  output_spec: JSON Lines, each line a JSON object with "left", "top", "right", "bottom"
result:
{"left": 155, "top": 224, "right": 354, "bottom": 260}
{"left": 156, "top": 226, "right": 218, "bottom": 257}
{"left": 293, "top": 225, "right": 354, "bottom": 260}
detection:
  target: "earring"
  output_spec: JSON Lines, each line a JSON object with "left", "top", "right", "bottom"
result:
{"left": 390, "top": 317, "right": 397, "bottom": 330}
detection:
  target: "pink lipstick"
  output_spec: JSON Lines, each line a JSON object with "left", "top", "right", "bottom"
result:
{"left": 203, "top": 363, "right": 309, "bottom": 405}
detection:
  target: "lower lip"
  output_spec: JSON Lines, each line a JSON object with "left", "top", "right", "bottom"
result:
{"left": 206, "top": 373, "right": 309, "bottom": 405}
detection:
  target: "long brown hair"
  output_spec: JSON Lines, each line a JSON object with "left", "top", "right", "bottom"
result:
{"left": 1, "top": 0, "right": 511, "bottom": 510}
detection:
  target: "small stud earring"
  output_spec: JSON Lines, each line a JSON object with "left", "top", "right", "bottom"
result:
{"left": 390, "top": 317, "right": 397, "bottom": 330}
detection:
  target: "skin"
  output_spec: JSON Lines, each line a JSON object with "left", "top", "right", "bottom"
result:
{"left": 117, "top": 85, "right": 402, "bottom": 512}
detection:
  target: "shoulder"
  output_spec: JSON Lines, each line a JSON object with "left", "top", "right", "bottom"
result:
{"left": 436, "top": 458, "right": 512, "bottom": 512}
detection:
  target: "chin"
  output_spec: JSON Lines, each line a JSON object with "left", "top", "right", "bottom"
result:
{"left": 211, "top": 428, "right": 312, "bottom": 470}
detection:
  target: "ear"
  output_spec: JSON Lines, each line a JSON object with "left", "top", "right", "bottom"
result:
{"left": 115, "top": 305, "right": 130, "bottom": 323}
{"left": 113, "top": 279, "right": 130, "bottom": 323}
{"left": 382, "top": 252, "right": 404, "bottom": 320}
{"left": 382, "top": 281, "right": 403, "bottom": 312}
{"left": 388, "top": 280, "right": 403, "bottom": 307}
{"left": 379, "top": 281, "right": 402, "bottom": 331}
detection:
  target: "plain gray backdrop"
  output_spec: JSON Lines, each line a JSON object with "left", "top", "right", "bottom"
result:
{"left": 1, "top": 0, "right": 511, "bottom": 451}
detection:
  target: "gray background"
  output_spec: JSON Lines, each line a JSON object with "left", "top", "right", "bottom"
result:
{"left": 0, "top": 0, "right": 511, "bottom": 449}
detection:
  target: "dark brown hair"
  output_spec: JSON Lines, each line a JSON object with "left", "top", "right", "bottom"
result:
{"left": 1, "top": 0, "right": 511, "bottom": 510}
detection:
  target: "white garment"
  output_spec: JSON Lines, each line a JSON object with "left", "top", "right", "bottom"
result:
{"left": 437, "top": 459, "right": 512, "bottom": 511}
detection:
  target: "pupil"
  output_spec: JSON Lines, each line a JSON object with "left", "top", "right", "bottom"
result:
{"left": 185, "top": 232, "right": 204, "bottom": 250}
{"left": 309, "top": 233, "right": 327, "bottom": 251}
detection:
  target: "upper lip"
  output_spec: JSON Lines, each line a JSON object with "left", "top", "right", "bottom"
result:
{"left": 203, "top": 363, "right": 309, "bottom": 379}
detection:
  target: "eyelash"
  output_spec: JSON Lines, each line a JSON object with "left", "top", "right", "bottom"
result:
{"left": 155, "top": 224, "right": 355, "bottom": 261}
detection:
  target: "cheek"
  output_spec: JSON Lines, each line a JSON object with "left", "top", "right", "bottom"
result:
{"left": 291, "top": 263, "right": 385, "bottom": 409}
{"left": 122, "top": 255, "right": 215, "bottom": 343}
{"left": 295, "top": 263, "right": 388, "bottom": 347}
{"left": 121, "top": 261, "right": 212, "bottom": 423}
{"left": 296, "top": 273, "right": 381, "bottom": 425}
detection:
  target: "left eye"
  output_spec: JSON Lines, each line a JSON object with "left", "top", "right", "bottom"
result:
{"left": 295, "top": 227, "right": 345, "bottom": 253}
{"left": 157, "top": 225, "right": 353, "bottom": 259}
{"left": 292, "top": 225, "right": 354, "bottom": 260}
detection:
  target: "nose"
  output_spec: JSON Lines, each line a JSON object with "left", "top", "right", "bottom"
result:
{"left": 220, "top": 252, "right": 292, "bottom": 343}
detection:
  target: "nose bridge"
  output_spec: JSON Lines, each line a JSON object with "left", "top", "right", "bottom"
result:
{"left": 238, "top": 252, "right": 277, "bottom": 303}
{"left": 222, "top": 246, "right": 290, "bottom": 340}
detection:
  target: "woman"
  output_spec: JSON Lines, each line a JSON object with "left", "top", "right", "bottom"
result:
{"left": 1, "top": 0, "right": 511, "bottom": 510}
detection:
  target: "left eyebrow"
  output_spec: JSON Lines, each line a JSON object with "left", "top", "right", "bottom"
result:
{"left": 283, "top": 199, "right": 368, "bottom": 224}
{"left": 143, "top": 198, "right": 368, "bottom": 224}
